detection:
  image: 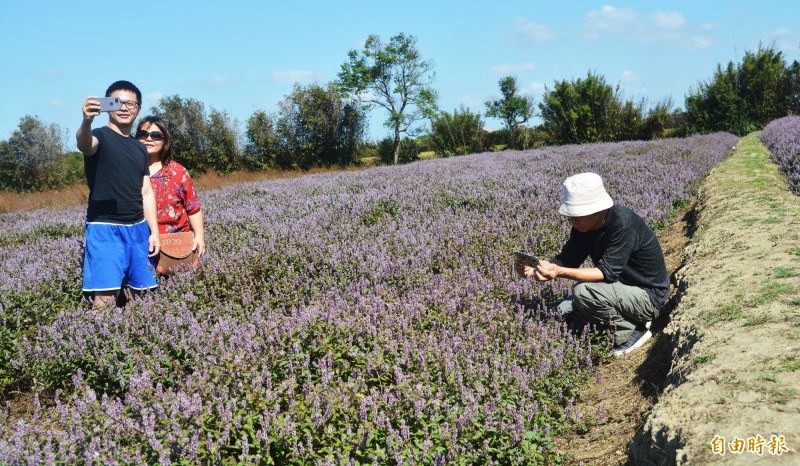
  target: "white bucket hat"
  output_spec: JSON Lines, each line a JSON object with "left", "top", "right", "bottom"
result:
{"left": 558, "top": 172, "right": 614, "bottom": 217}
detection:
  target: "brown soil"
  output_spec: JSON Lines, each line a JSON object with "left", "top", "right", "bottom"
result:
{"left": 554, "top": 193, "right": 694, "bottom": 465}
{"left": 557, "top": 133, "right": 800, "bottom": 465}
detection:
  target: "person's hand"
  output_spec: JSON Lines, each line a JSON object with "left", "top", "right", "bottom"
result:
{"left": 515, "top": 258, "right": 560, "bottom": 282}
{"left": 514, "top": 259, "right": 536, "bottom": 278}
{"left": 532, "top": 259, "right": 559, "bottom": 282}
{"left": 148, "top": 233, "right": 160, "bottom": 258}
{"left": 193, "top": 235, "right": 206, "bottom": 258}
{"left": 82, "top": 96, "right": 101, "bottom": 124}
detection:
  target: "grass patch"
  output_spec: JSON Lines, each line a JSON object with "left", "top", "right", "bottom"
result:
{"left": 774, "top": 267, "right": 798, "bottom": 278}
{"left": 747, "top": 280, "right": 794, "bottom": 307}
{"left": 779, "top": 355, "right": 800, "bottom": 372}
{"left": 693, "top": 353, "right": 717, "bottom": 365}
{"left": 706, "top": 302, "right": 742, "bottom": 323}
{"left": 759, "top": 387, "right": 798, "bottom": 405}
{"left": 744, "top": 311, "right": 771, "bottom": 327}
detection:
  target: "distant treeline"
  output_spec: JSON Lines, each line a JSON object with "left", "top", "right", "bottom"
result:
{"left": 2, "top": 42, "right": 799, "bottom": 193}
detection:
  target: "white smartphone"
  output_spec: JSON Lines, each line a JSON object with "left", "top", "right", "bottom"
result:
{"left": 97, "top": 96, "right": 122, "bottom": 112}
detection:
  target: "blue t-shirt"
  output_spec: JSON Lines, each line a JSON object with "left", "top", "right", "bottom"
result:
{"left": 84, "top": 126, "right": 149, "bottom": 224}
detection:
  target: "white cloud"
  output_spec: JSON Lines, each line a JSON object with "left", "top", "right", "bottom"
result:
{"left": 770, "top": 27, "right": 792, "bottom": 37}
{"left": 146, "top": 91, "right": 163, "bottom": 101}
{"left": 458, "top": 94, "right": 487, "bottom": 109}
{"left": 48, "top": 99, "right": 64, "bottom": 107}
{"left": 687, "top": 36, "right": 712, "bottom": 50}
{"left": 526, "top": 81, "right": 546, "bottom": 96}
{"left": 490, "top": 62, "right": 535, "bottom": 75}
{"left": 513, "top": 18, "right": 555, "bottom": 43}
{"left": 620, "top": 70, "right": 639, "bottom": 83}
{"left": 766, "top": 28, "right": 800, "bottom": 54}
{"left": 701, "top": 22, "right": 720, "bottom": 31}
{"left": 652, "top": 11, "right": 685, "bottom": 30}
{"left": 584, "top": 5, "right": 638, "bottom": 38}
{"left": 582, "top": 5, "right": 712, "bottom": 50}
{"left": 272, "top": 70, "right": 320, "bottom": 84}
{"left": 196, "top": 75, "right": 236, "bottom": 87}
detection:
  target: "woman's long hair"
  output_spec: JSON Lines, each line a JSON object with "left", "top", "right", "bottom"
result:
{"left": 136, "top": 115, "right": 173, "bottom": 164}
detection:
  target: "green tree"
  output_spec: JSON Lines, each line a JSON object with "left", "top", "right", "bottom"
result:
{"left": 788, "top": 60, "right": 800, "bottom": 114}
{"left": 539, "top": 71, "right": 619, "bottom": 144}
{"left": 151, "top": 95, "right": 210, "bottom": 171}
{"left": 685, "top": 46, "right": 794, "bottom": 135}
{"left": 243, "top": 111, "right": 277, "bottom": 170}
{"left": 3, "top": 116, "right": 69, "bottom": 191}
{"left": 640, "top": 98, "right": 674, "bottom": 140}
{"left": 274, "top": 83, "right": 366, "bottom": 169}
{"left": 338, "top": 33, "right": 438, "bottom": 165}
{"left": 0, "top": 140, "right": 16, "bottom": 191}
{"left": 485, "top": 76, "right": 535, "bottom": 149}
{"left": 430, "top": 106, "right": 487, "bottom": 156}
{"left": 378, "top": 136, "right": 419, "bottom": 164}
{"left": 207, "top": 109, "right": 240, "bottom": 173}
{"left": 613, "top": 98, "right": 645, "bottom": 141}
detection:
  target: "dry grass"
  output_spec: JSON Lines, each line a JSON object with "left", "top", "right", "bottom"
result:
{"left": 0, "top": 186, "right": 90, "bottom": 213}
{"left": 0, "top": 166, "right": 363, "bottom": 214}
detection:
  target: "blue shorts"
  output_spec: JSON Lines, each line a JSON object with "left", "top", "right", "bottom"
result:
{"left": 82, "top": 220, "right": 157, "bottom": 292}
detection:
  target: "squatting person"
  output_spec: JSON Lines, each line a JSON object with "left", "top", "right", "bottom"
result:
{"left": 515, "top": 172, "right": 669, "bottom": 356}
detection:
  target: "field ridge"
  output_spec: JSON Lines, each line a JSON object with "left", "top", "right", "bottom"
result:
{"left": 630, "top": 132, "right": 800, "bottom": 464}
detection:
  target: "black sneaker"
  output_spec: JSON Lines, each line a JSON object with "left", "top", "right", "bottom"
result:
{"left": 611, "top": 324, "right": 651, "bottom": 357}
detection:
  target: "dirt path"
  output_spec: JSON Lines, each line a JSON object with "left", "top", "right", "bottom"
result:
{"left": 558, "top": 133, "right": 800, "bottom": 465}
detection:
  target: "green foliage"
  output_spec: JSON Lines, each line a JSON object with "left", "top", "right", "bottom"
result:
{"left": 0, "top": 115, "right": 77, "bottom": 192}
{"left": 640, "top": 98, "right": 675, "bottom": 140}
{"left": 686, "top": 46, "right": 797, "bottom": 135}
{"left": 485, "top": 76, "right": 535, "bottom": 149}
{"left": 539, "top": 71, "right": 620, "bottom": 144}
{"left": 378, "top": 137, "right": 419, "bottom": 165}
{"left": 362, "top": 198, "right": 401, "bottom": 226}
{"left": 151, "top": 95, "right": 211, "bottom": 172}
{"left": 243, "top": 111, "right": 277, "bottom": 170}
{"left": 429, "top": 106, "right": 487, "bottom": 156}
{"left": 538, "top": 72, "right": 678, "bottom": 144}
{"left": 789, "top": 60, "right": 800, "bottom": 114}
{"left": 151, "top": 96, "right": 245, "bottom": 173}
{"left": 338, "top": 33, "right": 438, "bottom": 164}
{"left": 414, "top": 134, "right": 435, "bottom": 153}
{"left": 206, "top": 109, "right": 241, "bottom": 174}
{"left": 274, "top": 83, "right": 367, "bottom": 169}
{"left": 0, "top": 272, "right": 84, "bottom": 393}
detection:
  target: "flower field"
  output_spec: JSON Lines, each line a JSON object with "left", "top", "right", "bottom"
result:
{"left": 0, "top": 133, "right": 737, "bottom": 464}
{"left": 759, "top": 116, "right": 800, "bottom": 195}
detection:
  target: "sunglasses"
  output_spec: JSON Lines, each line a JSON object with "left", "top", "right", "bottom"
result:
{"left": 135, "top": 130, "right": 165, "bottom": 141}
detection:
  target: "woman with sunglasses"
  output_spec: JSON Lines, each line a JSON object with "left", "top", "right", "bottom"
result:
{"left": 135, "top": 116, "right": 206, "bottom": 259}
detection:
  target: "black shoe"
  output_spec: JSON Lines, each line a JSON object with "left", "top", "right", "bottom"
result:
{"left": 611, "top": 324, "right": 651, "bottom": 357}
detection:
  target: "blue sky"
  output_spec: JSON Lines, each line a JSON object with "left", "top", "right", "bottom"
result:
{"left": 1, "top": 1, "right": 798, "bottom": 143}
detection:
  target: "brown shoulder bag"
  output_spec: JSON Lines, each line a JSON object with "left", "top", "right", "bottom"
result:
{"left": 156, "top": 231, "right": 199, "bottom": 275}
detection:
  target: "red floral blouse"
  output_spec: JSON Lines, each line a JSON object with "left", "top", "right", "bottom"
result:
{"left": 150, "top": 160, "right": 202, "bottom": 234}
